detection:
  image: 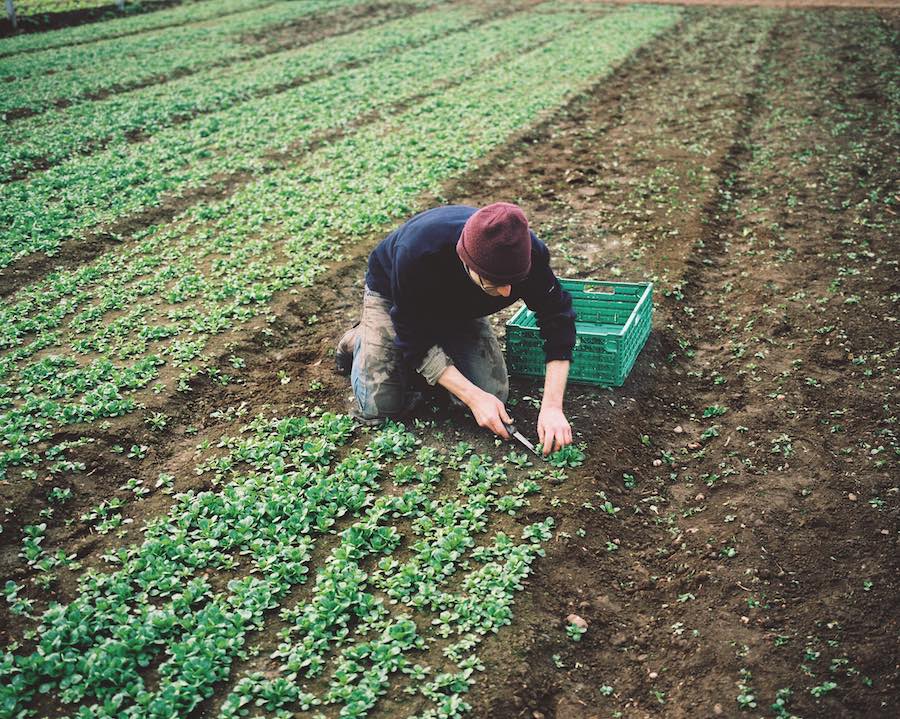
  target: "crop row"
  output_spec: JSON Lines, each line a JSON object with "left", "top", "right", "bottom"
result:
{"left": 0, "top": 4, "right": 572, "bottom": 269}
{"left": 1, "top": 414, "right": 559, "bottom": 718}
{"left": 11, "top": 0, "right": 113, "bottom": 17}
{"left": 0, "top": 0, "right": 274, "bottom": 56}
{"left": 0, "top": 3, "right": 484, "bottom": 181}
{"left": 0, "top": 6, "right": 682, "bottom": 487}
{"left": 0, "top": 0, "right": 380, "bottom": 114}
{"left": 223, "top": 447, "right": 556, "bottom": 719}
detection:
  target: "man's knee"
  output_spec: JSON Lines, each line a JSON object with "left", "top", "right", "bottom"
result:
{"left": 448, "top": 320, "right": 509, "bottom": 403}
{"left": 351, "top": 362, "right": 408, "bottom": 419}
{"left": 483, "top": 369, "right": 509, "bottom": 404}
{"left": 349, "top": 287, "right": 412, "bottom": 420}
{"left": 352, "top": 383, "right": 421, "bottom": 421}
{"left": 353, "top": 390, "right": 406, "bottom": 420}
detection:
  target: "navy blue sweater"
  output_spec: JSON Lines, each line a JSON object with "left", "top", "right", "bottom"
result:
{"left": 366, "top": 205, "right": 576, "bottom": 370}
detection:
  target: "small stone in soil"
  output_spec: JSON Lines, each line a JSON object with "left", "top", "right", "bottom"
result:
{"left": 566, "top": 613, "right": 588, "bottom": 629}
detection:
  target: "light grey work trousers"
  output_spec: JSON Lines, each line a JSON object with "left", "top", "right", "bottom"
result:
{"left": 349, "top": 286, "right": 509, "bottom": 420}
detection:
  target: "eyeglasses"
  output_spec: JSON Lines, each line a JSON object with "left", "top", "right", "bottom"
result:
{"left": 464, "top": 263, "right": 505, "bottom": 292}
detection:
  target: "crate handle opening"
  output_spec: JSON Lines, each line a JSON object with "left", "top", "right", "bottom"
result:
{"left": 582, "top": 284, "right": 616, "bottom": 294}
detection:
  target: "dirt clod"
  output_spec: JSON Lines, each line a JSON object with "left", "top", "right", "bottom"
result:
{"left": 566, "top": 613, "right": 588, "bottom": 629}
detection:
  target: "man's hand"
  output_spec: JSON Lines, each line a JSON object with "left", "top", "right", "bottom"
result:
{"left": 538, "top": 405, "right": 572, "bottom": 456}
{"left": 437, "top": 365, "right": 511, "bottom": 439}
{"left": 469, "top": 388, "right": 512, "bottom": 440}
{"left": 538, "top": 359, "right": 571, "bottom": 455}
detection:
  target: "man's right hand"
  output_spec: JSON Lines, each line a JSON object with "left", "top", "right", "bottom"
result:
{"left": 436, "top": 365, "right": 511, "bottom": 440}
{"left": 468, "top": 388, "right": 512, "bottom": 440}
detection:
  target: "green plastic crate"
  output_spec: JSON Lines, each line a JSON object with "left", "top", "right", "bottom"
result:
{"left": 505, "top": 279, "right": 653, "bottom": 386}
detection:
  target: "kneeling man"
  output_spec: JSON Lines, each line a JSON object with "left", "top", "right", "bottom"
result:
{"left": 336, "top": 202, "right": 576, "bottom": 454}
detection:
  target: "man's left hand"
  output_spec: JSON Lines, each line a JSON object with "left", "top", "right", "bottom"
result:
{"left": 537, "top": 405, "right": 572, "bottom": 456}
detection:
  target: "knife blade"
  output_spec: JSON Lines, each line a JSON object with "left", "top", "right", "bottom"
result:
{"left": 503, "top": 421, "right": 542, "bottom": 459}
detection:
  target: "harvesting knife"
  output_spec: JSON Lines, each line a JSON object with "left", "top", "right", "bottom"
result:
{"left": 503, "top": 421, "right": 543, "bottom": 460}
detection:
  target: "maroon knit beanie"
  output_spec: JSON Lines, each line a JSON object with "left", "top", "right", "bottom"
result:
{"left": 456, "top": 202, "right": 532, "bottom": 285}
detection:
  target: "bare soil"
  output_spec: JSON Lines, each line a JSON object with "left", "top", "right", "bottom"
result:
{"left": 0, "top": 2, "right": 896, "bottom": 718}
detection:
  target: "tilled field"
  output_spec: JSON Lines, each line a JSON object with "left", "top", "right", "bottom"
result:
{"left": 0, "top": 2, "right": 897, "bottom": 718}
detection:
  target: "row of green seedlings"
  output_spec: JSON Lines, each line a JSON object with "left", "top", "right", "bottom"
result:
{"left": 0, "top": 0, "right": 275, "bottom": 57}
{"left": 0, "top": 2, "right": 576, "bottom": 267}
{"left": 1, "top": 414, "right": 579, "bottom": 718}
{"left": 0, "top": 4, "right": 683, "bottom": 495}
{"left": 219, "top": 439, "right": 584, "bottom": 719}
{"left": 0, "top": 3, "right": 509, "bottom": 261}
{"left": 0, "top": 0, "right": 378, "bottom": 114}
{"left": 12, "top": 429, "right": 583, "bottom": 597}
{"left": 1, "top": 413, "right": 393, "bottom": 716}
{"left": 0, "top": 0, "right": 474, "bottom": 181}
{"left": 0, "top": 0, "right": 592, "bottom": 388}
{"left": 6, "top": 0, "right": 120, "bottom": 23}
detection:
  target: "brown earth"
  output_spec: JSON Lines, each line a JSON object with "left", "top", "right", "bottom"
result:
{"left": 0, "top": 2, "right": 897, "bottom": 718}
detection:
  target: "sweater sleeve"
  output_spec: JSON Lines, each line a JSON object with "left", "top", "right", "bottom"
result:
{"left": 521, "top": 239, "right": 576, "bottom": 362}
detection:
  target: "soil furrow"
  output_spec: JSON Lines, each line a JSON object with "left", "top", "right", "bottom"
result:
{"left": 647, "top": 12, "right": 899, "bottom": 716}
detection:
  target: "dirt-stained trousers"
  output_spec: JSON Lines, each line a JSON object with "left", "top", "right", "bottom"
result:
{"left": 349, "top": 286, "right": 509, "bottom": 420}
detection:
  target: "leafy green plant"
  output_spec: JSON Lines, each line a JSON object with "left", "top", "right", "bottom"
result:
{"left": 546, "top": 444, "right": 586, "bottom": 468}
{"left": 810, "top": 681, "right": 837, "bottom": 697}
{"left": 702, "top": 405, "right": 728, "bottom": 418}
